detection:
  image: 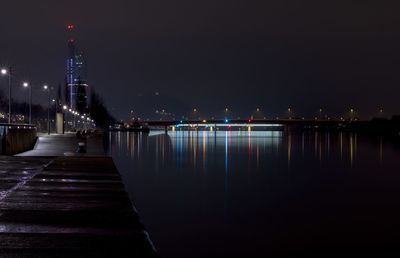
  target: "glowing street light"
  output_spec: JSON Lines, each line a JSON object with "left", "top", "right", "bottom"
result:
{"left": 1, "top": 67, "right": 12, "bottom": 123}
{"left": 22, "top": 82, "right": 32, "bottom": 124}
{"left": 43, "top": 85, "right": 51, "bottom": 134}
{"left": 288, "top": 107, "right": 292, "bottom": 119}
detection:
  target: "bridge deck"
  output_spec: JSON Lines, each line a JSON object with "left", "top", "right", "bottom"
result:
{"left": 145, "top": 119, "right": 364, "bottom": 127}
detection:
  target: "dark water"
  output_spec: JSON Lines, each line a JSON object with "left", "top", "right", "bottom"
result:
{"left": 108, "top": 130, "right": 400, "bottom": 257}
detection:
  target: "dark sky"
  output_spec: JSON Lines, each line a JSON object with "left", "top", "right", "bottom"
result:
{"left": 1, "top": 0, "right": 399, "bottom": 120}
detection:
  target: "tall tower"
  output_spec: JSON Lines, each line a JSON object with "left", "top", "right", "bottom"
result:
{"left": 65, "top": 24, "right": 88, "bottom": 113}
{"left": 66, "top": 24, "right": 76, "bottom": 109}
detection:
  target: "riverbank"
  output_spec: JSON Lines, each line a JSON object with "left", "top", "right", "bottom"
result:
{"left": 16, "top": 132, "right": 105, "bottom": 157}
{"left": 0, "top": 133, "right": 156, "bottom": 257}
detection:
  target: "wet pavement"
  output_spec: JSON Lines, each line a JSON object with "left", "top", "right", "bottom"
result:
{"left": 0, "top": 136, "right": 156, "bottom": 257}
{"left": 16, "top": 133, "right": 105, "bottom": 157}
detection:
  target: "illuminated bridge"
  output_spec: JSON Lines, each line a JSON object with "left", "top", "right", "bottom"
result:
{"left": 144, "top": 119, "right": 366, "bottom": 131}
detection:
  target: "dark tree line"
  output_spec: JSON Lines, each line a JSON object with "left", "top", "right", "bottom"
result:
{"left": 90, "top": 90, "right": 115, "bottom": 128}
{"left": 369, "top": 116, "right": 400, "bottom": 134}
{"left": 0, "top": 89, "right": 49, "bottom": 124}
{"left": 0, "top": 86, "right": 115, "bottom": 130}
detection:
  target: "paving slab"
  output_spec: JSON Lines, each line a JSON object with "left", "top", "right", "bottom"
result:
{"left": 16, "top": 133, "right": 106, "bottom": 157}
{"left": 0, "top": 156, "right": 157, "bottom": 257}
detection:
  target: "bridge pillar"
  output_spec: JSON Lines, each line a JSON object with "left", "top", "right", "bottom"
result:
{"left": 164, "top": 125, "right": 168, "bottom": 134}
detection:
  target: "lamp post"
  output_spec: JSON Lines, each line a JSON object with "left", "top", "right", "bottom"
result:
{"left": 63, "top": 105, "right": 67, "bottom": 132}
{"left": 44, "top": 85, "right": 50, "bottom": 135}
{"left": 1, "top": 68, "right": 11, "bottom": 123}
{"left": 23, "top": 82, "right": 32, "bottom": 124}
{"left": 350, "top": 108, "right": 354, "bottom": 120}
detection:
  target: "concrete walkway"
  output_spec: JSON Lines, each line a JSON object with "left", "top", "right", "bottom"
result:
{"left": 1, "top": 133, "right": 157, "bottom": 256}
{"left": 0, "top": 156, "right": 156, "bottom": 257}
{"left": 16, "top": 133, "right": 106, "bottom": 157}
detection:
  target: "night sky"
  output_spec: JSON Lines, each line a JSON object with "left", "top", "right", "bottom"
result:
{"left": 1, "top": 0, "right": 399, "bottom": 120}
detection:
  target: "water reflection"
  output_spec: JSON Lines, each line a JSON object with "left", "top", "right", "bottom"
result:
{"left": 108, "top": 130, "right": 398, "bottom": 258}
{"left": 107, "top": 130, "right": 385, "bottom": 174}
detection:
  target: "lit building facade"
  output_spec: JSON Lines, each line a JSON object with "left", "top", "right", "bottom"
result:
{"left": 66, "top": 24, "right": 88, "bottom": 113}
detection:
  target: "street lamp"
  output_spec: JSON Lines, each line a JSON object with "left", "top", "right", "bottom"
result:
{"left": 62, "top": 105, "right": 68, "bottom": 132}
{"left": 349, "top": 108, "right": 355, "bottom": 121}
{"left": 1, "top": 67, "right": 12, "bottom": 123}
{"left": 22, "top": 82, "right": 32, "bottom": 124}
{"left": 43, "top": 85, "right": 50, "bottom": 135}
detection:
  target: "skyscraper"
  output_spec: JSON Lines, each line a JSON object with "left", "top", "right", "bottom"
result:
{"left": 66, "top": 24, "right": 88, "bottom": 113}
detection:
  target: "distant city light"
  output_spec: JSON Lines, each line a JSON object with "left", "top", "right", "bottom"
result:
{"left": 1, "top": 69, "right": 7, "bottom": 75}
{"left": 43, "top": 85, "right": 48, "bottom": 90}
{"left": 63, "top": 105, "right": 67, "bottom": 110}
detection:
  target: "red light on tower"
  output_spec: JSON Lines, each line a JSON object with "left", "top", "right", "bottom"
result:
{"left": 67, "top": 24, "right": 75, "bottom": 31}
